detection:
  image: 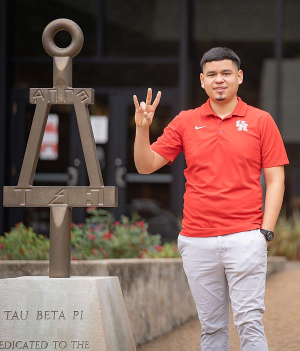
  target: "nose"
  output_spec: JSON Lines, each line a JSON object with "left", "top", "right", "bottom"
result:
{"left": 215, "top": 74, "right": 224, "bottom": 83}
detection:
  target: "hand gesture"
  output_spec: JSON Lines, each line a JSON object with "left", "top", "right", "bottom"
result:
{"left": 133, "top": 88, "right": 161, "bottom": 128}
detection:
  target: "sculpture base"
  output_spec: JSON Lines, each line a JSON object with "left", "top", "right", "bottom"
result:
{"left": 0, "top": 276, "right": 136, "bottom": 351}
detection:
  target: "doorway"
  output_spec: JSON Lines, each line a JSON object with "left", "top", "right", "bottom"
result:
{"left": 107, "top": 88, "right": 184, "bottom": 240}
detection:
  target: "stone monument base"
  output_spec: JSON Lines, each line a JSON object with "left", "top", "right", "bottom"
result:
{"left": 0, "top": 276, "right": 136, "bottom": 351}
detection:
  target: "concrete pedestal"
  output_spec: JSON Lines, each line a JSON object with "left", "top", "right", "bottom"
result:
{"left": 0, "top": 276, "right": 136, "bottom": 351}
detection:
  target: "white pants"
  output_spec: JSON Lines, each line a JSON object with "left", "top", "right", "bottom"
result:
{"left": 178, "top": 229, "right": 268, "bottom": 351}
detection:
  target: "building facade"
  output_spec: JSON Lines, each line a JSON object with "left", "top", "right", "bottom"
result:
{"left": 0, "top": 0, "right": 298, "bottom": 237}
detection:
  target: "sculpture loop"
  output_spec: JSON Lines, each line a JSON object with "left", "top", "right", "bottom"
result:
{"left": 42, "top": 18, "right": 84, "bottom": 57}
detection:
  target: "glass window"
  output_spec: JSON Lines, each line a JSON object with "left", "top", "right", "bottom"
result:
{"left": 194, "top": 1, "right": 275, "bottom": 43}
{"left": 73, "top": 63, "right": 178, "bottom": 87}
{"left": 14, "top": 62, "right": 178, "bottom": 89}
{"left": 89, "top": 93, "right": 110, "bottom": 184}
{"left": 24, "top": 105, "right": 71, "bottom": 180}
{"left": 281, "top": 0, "right": 300, "bottom": 209}
{"left": 258, "top": 1, "right": 300, "bottom": 210}
{"left": 104, "top": 0, "right": 180, "bottom": 57}
{"left": 192, "top": 0, "right": 276, "bottom": 109}
{"left": 14, "top": 0, "right": 98, "bottom": 57}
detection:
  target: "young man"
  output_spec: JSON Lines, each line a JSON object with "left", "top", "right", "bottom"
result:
{"left": 133, "top": 47, "right": 289, "bottom": 351}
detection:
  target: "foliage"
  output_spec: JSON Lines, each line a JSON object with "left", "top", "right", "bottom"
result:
{"left": 0, "top": 210, "right": 181, "bottom": 260}
{"left": 268, "top": 210, "right": 300, "bottom": 260}
{"left": 0, "top": 223, "right": 50, "bottom": 260}
{"left": 71, "top": 209, "right": 180, "bottom": 260}
{"left": 3, "top": 209, "right": 300, "bottom": 261}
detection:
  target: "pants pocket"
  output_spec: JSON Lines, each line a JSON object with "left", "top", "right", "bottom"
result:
{"left": 177, "top": 235, "right": 183, "bottom": 253}
{"left": 256, "top": 229, "right": 268, "bottom": 251}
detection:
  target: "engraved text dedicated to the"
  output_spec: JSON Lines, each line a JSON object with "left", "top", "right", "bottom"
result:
{"left": 1, "top": 311, "right": 90, "bottom": 349}
{"left": 0, "top": 340, "right": 90, "bottom": 349}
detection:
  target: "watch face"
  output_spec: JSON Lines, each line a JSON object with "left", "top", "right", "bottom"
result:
{"left": 266, "top": 231, "right": 274, "bottom": 241}
{"left": 261, "top": 229, "right": 274, "bottom": 241}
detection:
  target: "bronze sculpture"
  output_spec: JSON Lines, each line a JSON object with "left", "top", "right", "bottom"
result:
{"left": 3, "top": 19, "right": 118, "bottom": 278}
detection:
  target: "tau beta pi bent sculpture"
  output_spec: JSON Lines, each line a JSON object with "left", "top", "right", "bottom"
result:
{"left": 3, "top": 19, "right": 118, "bottom": 278}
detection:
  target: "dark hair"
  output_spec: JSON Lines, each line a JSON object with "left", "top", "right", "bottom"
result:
{"left": 200, "top": 47, "right": 241, "bottom": 72}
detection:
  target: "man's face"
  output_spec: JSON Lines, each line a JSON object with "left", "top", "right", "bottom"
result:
{"left": 200, "top": 60, "right": 243, "bottom": 103}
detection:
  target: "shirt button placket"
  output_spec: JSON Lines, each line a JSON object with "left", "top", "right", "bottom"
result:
{"left": 218, "top": 120, "right": 224, "bottom": 141}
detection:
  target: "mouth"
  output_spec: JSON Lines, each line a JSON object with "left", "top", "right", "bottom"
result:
{"left": 213, "top": 87, "right": 227, "bottom": 93}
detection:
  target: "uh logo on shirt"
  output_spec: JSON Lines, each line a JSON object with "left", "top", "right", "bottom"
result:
{"left": 236, "top": 120, "right": 248, "bottom": 131}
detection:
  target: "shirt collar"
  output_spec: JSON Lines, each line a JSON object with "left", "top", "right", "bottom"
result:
{"left": 200, "top": 97, "right": 247, "bottom": 118}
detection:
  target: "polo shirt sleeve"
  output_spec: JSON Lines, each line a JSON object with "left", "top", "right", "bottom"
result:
{"left": 260, "top": 113, "right": 289, "bottom": 168}
{"left": 151, "top": 113, "right": 183, "bottom": 165}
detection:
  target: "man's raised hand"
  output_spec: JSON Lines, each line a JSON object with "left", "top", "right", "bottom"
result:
{"left": 133, "top": 88, "right": 161, "bottom": 128}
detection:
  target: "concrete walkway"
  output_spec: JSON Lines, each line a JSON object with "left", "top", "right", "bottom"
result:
{"left": 138, "top": 261, "right": 300, "bottom": 351}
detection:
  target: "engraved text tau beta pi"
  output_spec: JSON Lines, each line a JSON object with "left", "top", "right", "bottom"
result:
{"left": 3, "top": 19, "right": 118, "bottom": 278}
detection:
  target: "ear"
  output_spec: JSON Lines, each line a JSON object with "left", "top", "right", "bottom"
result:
{"left": 238, "top": 70, "right": 243, "bottom": 85}
{"left": 200, "top": 73, "right": 205, "bottom": 89}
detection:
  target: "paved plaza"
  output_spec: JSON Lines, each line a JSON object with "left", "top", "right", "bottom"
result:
{"left": 138, "top": 262, "right": 300, "bottom": 351}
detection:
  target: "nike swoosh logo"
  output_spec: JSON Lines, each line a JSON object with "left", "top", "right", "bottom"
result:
{"left": 195, "top": 126, "right": 206, "bottom": 129}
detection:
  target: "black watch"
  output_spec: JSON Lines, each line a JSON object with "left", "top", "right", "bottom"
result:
{"left": 260, "top": 229, "right": 274, "bottom": 242}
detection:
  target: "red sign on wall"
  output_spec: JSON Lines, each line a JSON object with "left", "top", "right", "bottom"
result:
{"left": 40, "top": 114, "right": 59, "bottom": 160}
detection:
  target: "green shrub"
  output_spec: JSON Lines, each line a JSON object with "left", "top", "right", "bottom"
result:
{"left": 0, "top": 210, "right": 181, "bottom": 260}
{"left": 71, "top": 209, "right": 180, "bottom": 259}
{"left": 0, "top": 223, "right": 50, "bottom": 260}
{"left": 268, "top": 210, "right": 300, "bottom": 260}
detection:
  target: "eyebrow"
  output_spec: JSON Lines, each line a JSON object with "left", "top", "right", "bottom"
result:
{"left": 206, "top": 69, "right": 233, "bottom": 74}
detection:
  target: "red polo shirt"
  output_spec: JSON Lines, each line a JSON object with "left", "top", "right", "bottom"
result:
{"left": 151, "top": 98, "right": 289, "bottom": 237}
